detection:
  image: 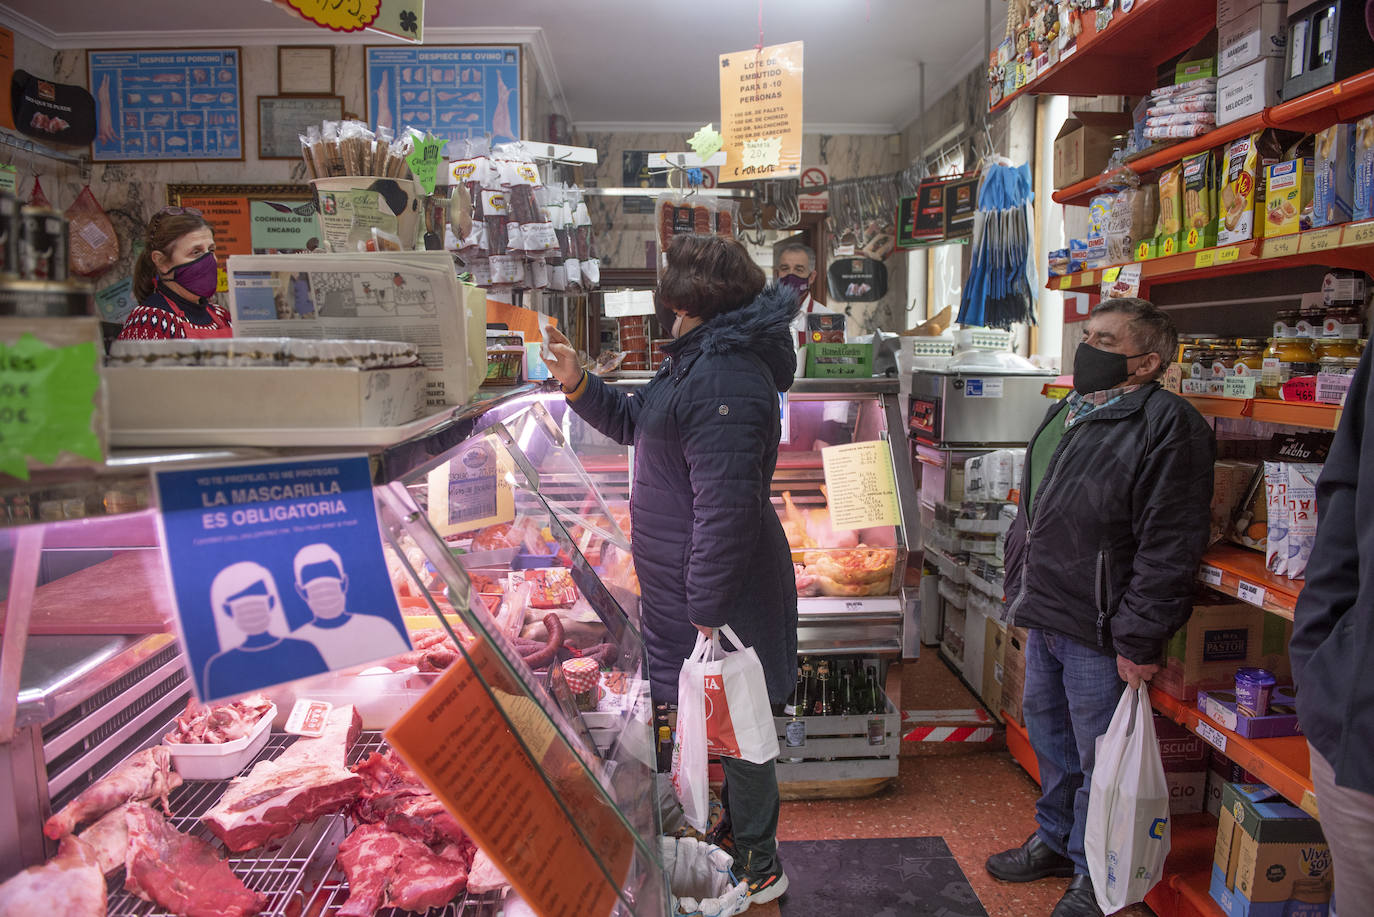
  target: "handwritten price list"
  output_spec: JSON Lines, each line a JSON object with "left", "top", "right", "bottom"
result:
{"left": 821, "top": 440, "right": 901, "bottom": 530}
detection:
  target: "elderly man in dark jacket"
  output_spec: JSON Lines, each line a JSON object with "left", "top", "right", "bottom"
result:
{"left": 544, "top": 233, "right": 798, "bottom": 905}
{"left": 986, "top": 298, "right": 1214, "bottom": 917}
{"left": 1290, "top": 343, "right": 1374, "bottom": 917}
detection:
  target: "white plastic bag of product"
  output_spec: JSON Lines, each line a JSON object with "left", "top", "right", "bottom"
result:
{"left": 672, "top": 633, "right": 713, "bottom": 832}
{"left": 659, "top": 836, "right": 750, "bottom": 917}
{"left": 701, "top": 625, "right": 781, "bottom": 765}
{"left": 1283, "top": 463, "right": 1321, "bottom": 579}
{"left": 1085, "top": 683, "right": 1171, "bottom": 913}
{"left": 1264, "top": 462, "right": 1291, "bottom": 576}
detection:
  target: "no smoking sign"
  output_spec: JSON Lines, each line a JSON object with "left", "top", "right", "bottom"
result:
{"left": 799, "top": 166, "right": 828, "bottom": 213}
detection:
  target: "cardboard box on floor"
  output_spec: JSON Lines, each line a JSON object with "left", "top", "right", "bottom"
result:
{"left": 982, "top": 616, "right": 1007, "bottom": 715}
{"left": 1211, "top": 782, "right": 1331, "bottom": 917}
{"left": 1054, "top": 111, "right": 1135, "bottom": 190}
{"left": 999, "top": 625, "right": 1029, "bottom": 725}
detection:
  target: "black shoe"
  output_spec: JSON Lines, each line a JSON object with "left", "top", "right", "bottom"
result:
{"left": 704, "top": 816, "right": 735, "bottom": 856}
{"left": 985, "top": 833, "right": 1076, "bottom": 882}
{"left": 1051, "top": 875, "right": 1103, "bottom": 917}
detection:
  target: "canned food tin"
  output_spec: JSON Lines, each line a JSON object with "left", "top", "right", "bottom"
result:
{"left": 0, "top": 280, "right": 94, "bottom": 317}
{"left": 0, "top": 191, "right": 18, "bottom": 278}
{"left": 19, "top": 206, "right": 68, "bottom": 282}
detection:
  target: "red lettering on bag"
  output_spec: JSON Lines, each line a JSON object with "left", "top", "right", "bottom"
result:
{"left": 704, "top": 674, "right": 740, "bottom": 758}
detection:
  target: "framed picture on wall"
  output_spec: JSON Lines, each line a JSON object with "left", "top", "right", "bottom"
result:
{"left": 365, "top": 45, "right": 521, "bottom": 144}
{"left": 88, "top": 48, "right": 244, "bottom": 162}
{"left": 277, "top": 46, "right": 334, "bottom": 95}
{"left": 258, "top": 95, "right": 344, "bottom": 159}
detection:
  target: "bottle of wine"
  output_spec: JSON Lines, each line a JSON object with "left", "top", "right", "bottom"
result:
{"left": 866, "top": 664, "right": 883, "bottom": 714}
{"left": 815, "top": 660, "right": 835, "bottom": 716}
{"left": 783, "top": 664, "right": 804, "bottom": 717}
{"left": 840, "top": 665, "right": 856, "bottom": 716}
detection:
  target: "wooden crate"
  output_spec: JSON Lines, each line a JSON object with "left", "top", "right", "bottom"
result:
{"left": 773, "top": 696, "right": 901, "bottom": 792}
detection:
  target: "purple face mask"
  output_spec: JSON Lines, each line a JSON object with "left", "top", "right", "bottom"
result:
{"left": 166, "top": 251, "right": 218, "bottom": 298}
{"left": 778, "top": 273, "right": 810, "bottom": 296}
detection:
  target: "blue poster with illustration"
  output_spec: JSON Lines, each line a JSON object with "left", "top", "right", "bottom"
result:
{"left": 365, "top": 45, "right": 520, "bottom": 145}
{"left": 154, "top": 455, "right": 410, "bottom": 702}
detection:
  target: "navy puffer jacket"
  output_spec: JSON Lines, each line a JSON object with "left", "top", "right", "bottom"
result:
{"left": 569, "top": 285, "right": 801, "bottom": 705}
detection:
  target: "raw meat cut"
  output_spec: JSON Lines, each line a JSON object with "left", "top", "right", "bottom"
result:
{"left": 0, "top": 836, "right": 106, "bottom": 917}
{"left": 45, "top": 746, "right": 181, "bottom": 838}
{"left": 165, "top": 694, "right": 273, "bottom": 745}
{"left": 77, "top": 802, "right": 139, "bottom": 874}
{"left": 466, "top": 848, "right": 511, "bottom": 895}
{"left": 202, "top": 705, "right": 361, "bottom": 852}
{"left": 124, "top": 805, "right": 265, "bottom": 917}
{"left": 335, "top": 824, "right": 468, "bottom": 917}
{"left": 351, "top": 750, "right": 472, "bottom": 855}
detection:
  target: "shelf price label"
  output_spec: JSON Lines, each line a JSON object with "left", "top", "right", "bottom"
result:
{"left": 1263, "top": 235, "right": 1300, "bottom": 259}
{"left": 1300, "top": 227, "right": 1342, "bottom": 253}
{"left": 1223, "top": 376, "right": 1257, "bottom": 399}
{"left": 1059, "top": 275, "right": 1073, "bottom": 289}
{"left": 1237, "top": 579, "right": 1267, "bottom": 608}
{"left": 1199, "top": 564, "right": 1224, "bottom": 586}
{"left": 1194, "top": 249, "right": 1215, "bottom": 268}
{"left": 1196, "top": 720, "right": 1228, "bottom": 754}
{"left": 1215, "top": 246, "right": 1240, "bottom": 263}
{"left": 1344, "top": 220, "right": 1374, "bottom": 247}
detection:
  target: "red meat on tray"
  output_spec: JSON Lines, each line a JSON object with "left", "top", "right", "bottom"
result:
{"left": 335, "top": 824, "right": 469, "bottom": 917}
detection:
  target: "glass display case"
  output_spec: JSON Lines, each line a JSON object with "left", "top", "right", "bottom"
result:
{"left": 0, "top": 383, "right": 669, "bottom": 916}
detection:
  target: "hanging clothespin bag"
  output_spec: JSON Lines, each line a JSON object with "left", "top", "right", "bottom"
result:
{"left": 11, "top": 70, "right": 96, "bottom": 146}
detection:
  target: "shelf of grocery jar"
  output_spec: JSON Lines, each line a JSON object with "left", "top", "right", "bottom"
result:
{"left": 1049, "top": 220, "right": 1374, "bottom": 294}
{"left": 1182, "top": 395, "right": 1343, "bottom": 431}
{"left": 1197, "top": 544, "right": 1304, "bottom": 621}
{"left": 1052, "top": 67, "right": 1374, "bottom": 206}
{"left": 1150, "top": 688, "right": 1316, "bottom": 816}
{"left": 990, "top": 0, "right": 1213, "bottom": 114}
{"left": 1143, "top": 813, "right": 1226, "bottom": 917}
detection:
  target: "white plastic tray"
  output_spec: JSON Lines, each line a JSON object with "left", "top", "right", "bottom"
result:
{"left": 164, "top": 703, "right": 276, "bottom": 781}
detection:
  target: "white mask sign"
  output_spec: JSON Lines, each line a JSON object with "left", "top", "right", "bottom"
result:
{"left": 153, "top": 454, "right": 411, "bottom": 702}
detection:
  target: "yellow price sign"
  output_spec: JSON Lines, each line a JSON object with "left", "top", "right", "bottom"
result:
{"left": 1059, "top": 275, "right": 1073, "bottom": 289}
{"left": 1216, "top": 246, "right": 1240, "bottom": 263}
{"left": 284, "top": 0, "right": 381, "bottom": 31}
{"left": 1264, "top": 235, "right": 1300, "bottom": 259}
{"left": 1102, "top": 267, "right": 1120, "bottom": 282}
{"left": 1300, "top": 227, "right": 1342, "bottom": 253}
{"left": 1344, "top": 220, "right": 1374, "bottom": 247}
{"left": 1194, "top": 249, "right": 1215, "bottom": 268}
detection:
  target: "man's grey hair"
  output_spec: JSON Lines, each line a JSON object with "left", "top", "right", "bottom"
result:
{"left": 777, "top": 242, "right": 816, "bottom": 271}
{"left": 1091, "top": 297, "right": 1178, "bottom": 369}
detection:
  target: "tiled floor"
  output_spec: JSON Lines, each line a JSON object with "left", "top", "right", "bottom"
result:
{"left": 746, "top": 653, "right": 1155, "bottom": 917}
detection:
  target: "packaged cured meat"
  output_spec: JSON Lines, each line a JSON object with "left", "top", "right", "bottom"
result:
{"left": 526, "top": 567, "right": 579, "bottom": 609}
{"left": 64, "top": 186, "right": 118, "bottom": 278}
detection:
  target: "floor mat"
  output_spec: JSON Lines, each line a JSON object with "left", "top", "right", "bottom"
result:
{"left": 776, "top": 837, "right": 988, "bottom": 917}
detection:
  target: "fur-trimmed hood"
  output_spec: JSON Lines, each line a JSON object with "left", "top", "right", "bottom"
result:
{"left": 667, "top": 283, "right": 801, "bottom": 391}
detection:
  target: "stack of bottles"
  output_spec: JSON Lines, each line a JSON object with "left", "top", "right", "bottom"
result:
{"left": 783, "top": 656, "right": 887, "bottom": 719}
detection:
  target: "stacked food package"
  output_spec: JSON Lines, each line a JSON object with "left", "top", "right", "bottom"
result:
{"left": 1144, "top": 78, "right": 1217, "bottom": 143}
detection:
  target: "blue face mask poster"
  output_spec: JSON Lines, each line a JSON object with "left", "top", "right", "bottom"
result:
{"left": 153, "top": 455, "right": 412, "bottom": 702}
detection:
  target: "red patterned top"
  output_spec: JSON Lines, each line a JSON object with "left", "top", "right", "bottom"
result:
{"left": 117, "top": 287, "right": 232, "bottom": 341}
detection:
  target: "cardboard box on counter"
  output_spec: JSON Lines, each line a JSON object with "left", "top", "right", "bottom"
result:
{"left": 1054, "top": 111, "right": 1135, "bottom": 190}
{"left": 1218, "top": 57, "right": 1286, "bottom": 125}
{"left": 1219, "top": 3, "right": 1288, "bottom": 76}
{"left": 1217, "top": 0, "right": 1264, "bottom": 26}
{"left": 105, "top": 365, "right": 430, "bottom": 433}
{"left": 1198, "top": 684, "right": 1301, "bottom": 738}
{"left": 1156, "top": 715, "right": 1207, "bottom": 814}
{"left": 1154, "top": 602, "right": 1265, "bottom": 702}
{"left": 999, "top": 625, "right": 1029, "bottom": 726}
{"left": 805, "top": 342, "right": 873, "bottom": 378}
{"left": 1211, "top": 782, "right": 1331, "bottom": 917}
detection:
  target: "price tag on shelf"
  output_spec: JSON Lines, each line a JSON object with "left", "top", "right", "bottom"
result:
{"left": 1082, "top": 270, "right": 1095, "bottom": 285}
{"left": 1199, "top": 564, "right": 1223, "bottom": 586}
{"left": 1059, "top": 275, "right": 1073, "bottom": 289}
{"left": 1196, "top": 720, "right": 1228, "bottom": 754}
{"left": 1300, "top": 790, "right": 1319, "bottom": 819}
{"left": 1223, "top": 376, "right": 1257, "bottom": 399}
{"left": 1237, "top": 579, "right": 1267, "bottom": 608}
{"left": 1316, "top": 372, "right": 1353, "bottom": 406}
{"left": 1194, "top": 249, "right": 1215, "bottom": 268}
{"left": 1263, "top": 235, "right": 1300, "bottom": 259}
{"left": 1299, "top": 227, "right": 1342, "bottom": 253}
{"left": 1215, "top": 246, "right": 1240, "bottom": 263}
{"left": 1102, "top": 266, "right": 1121, "bottom": 283}
{"left": 1344, "top": 220, "right": 1374, "bottom": 247}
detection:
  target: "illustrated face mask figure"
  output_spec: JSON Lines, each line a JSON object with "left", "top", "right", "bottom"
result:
{"left": 168, "top": 251, "right": 219, "bottom": 298}
{"left": 303, "top": 577, "right": 348, "bottom": 620}
{"left": 226, "top": 595, "right": 274, "bottom": 636}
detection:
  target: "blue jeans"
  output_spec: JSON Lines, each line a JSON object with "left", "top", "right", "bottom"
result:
{"left": 1022, "top": 628, "right": 1126, "bottom": 876}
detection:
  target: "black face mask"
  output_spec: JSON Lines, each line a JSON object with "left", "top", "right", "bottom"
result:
{"left": 1073, "top": 343, "right": 1151, "bottom": 394}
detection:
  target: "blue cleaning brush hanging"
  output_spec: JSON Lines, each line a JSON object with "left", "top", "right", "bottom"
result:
{"left": 959, "top": 158, "right": 1038, "bottom": 330}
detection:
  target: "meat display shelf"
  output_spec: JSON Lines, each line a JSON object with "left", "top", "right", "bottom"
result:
{"left": 1053, "top": 67, "right": 1374, "bottom": 206}
{"left": 990, "top": 0, "right": 1213, "bottom": 113}
{"left": 103, "top": 731, "right": 506, "bottom": 917}
{"left": 1197, "top": 544, "right": 1304, "bottom": 621}
{"left": 1049, "top": 220, "right": 1374, "bottom": 294}
{"left": 1143, "top": 813, "right": 1226, "bottom": 917}
{"left": 1181, "top": 395, "right": 1342, "bottom": 431}
{"left": 1150, "top": 688, "right": 1317, "bottom": 818}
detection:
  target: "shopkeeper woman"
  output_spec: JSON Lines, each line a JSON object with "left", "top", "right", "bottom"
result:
{"left": 117, "top": 207, "right": 231, "bottom": 340}
{"left": 544, "top": 233, "right": 800, "bottom": 905}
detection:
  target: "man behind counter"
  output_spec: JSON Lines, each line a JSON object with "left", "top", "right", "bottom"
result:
{"left": 775, "top": 242, "right": 849, "bottom": 450}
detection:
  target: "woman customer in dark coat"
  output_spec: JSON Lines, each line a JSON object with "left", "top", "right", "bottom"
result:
{"left": 543, "top": 233, "right": 799, "bottom": 904}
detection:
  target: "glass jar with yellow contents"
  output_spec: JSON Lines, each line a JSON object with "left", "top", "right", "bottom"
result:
{"left": 1260, "top": 337, "right": 1318, "bottom": 398}
{"left": 1234, "top": 338, "right": 1267, "bottom": 380}
{"left": 1317, "top": 337, "right": 1363, "bottom": 361}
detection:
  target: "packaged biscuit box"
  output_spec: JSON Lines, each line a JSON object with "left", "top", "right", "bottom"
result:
{"left": 1263, "top": 158, "right": 1313, "bottom": 237}
{"left": 1356, "top": 115, "right": 1374, "bottom": 221}
{"left": 1181, "top": 149, "right": 1218, "bottom": 252}
{"left": 1156, "top": 162, "right": 1184, "bottom": 257}
{"left": 1313, "top": 123, "right": 1356, "bottom": 228}
{"left": 1219, "top": 132, "right": 1282, "bottom": 245}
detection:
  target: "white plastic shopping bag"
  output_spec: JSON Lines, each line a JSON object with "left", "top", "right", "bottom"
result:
{"left": 1085, "top": 682, "right": 1172, "bottom": 913}
{"left": 672, "top": 633, "right": 713, "bottom": 832}
{"left": 659, "top": 836, "right": 750, "bottom": 917}
{"left": 702, "top": 624, "right": 782, "bottom": 765}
